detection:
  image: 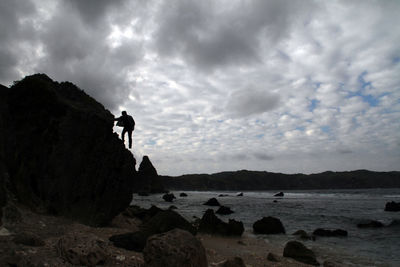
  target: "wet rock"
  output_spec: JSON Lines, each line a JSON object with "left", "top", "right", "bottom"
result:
{"left": 217, "top": 256, "right": 246, "bottom": 267}
{"left": 216, "top": 206, "right": 234, "bottom": 215}
{"left": 313, "top": 228, "right": 347, "bottom": 237}
{"left": 123, "top": 205, "right": 162, "bottom": 222}
{"left": 180, "top": 192, "right": 188, "bottom": 197}
{"left": 385, "top": 201, "right": 400, "bottom": 212}
{"left": 143, "top": 229, "right": 208, "bottom": 267}
{"left": 203, "top": 197, "right": 220, "bottom": 206}
{"left": 274, "top": 192, "right": 284, "bottom": 197}
{"left": 109, "top": 231, "right": 147, "bottom": 252}
{"left": 253, "top": 216, "right": 285, "bottom": 234}
{"left": 283, "top": 240, "right": 319, "bottom": 266}
{"left": 198, "top": 209, "right": 243, "bottom": 236}
{"left": 162, "top": 193, "right": 176, "bottom": 202}
{"left": 12, "top": 232, "right": 45, "bottom": 246}
{"left": 357, "top": 220, "right": 384, "bottom": 228}
{"left": 292, "top": 230, "right": 315, "bottom": 240}
{"left": 237, "top": 192, "right": 243, "bottom": 197}
{"left": 219, "top": 194, "right": 229, "bottom": 197}
{"left": 57, "top": 233, "right": 108, "bottom": 266}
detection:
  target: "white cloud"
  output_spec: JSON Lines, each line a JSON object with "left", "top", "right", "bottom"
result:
{"left": 1, "top": 0, "right": 399, "bottom": 175}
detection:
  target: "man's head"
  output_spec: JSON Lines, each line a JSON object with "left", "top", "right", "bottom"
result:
{"left": 122, "top": 111, "right": 127, "bottom": 116}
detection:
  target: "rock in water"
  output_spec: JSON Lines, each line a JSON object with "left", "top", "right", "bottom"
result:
{"left": 283, "top": 241, "right": 319, "bottom": 266}
{"left": 0, "top": 74, "right": 136, "bottom": 226}
{"left": 253, "top": 216, "right": 285, "bottom": 234}
{"left": 143, "top": 229, "right": 208, "bottom": 267}
{"left": 385, "top": 201, "right": 400, "bottom": 212}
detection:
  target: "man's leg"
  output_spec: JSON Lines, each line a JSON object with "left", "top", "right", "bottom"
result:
{"left": 128, "top": 129, "right": 133, "bottom": 149}
{"left": 121, "top": 128, "right": 127, "bottom": 143}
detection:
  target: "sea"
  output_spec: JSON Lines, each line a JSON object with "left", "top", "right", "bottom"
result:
{"left": 130, "top": 188, "right": 400, "bottom": 266}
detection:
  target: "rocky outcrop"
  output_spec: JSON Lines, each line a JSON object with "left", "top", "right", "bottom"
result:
{"left": 253, "top": 216, "right": 285, "bottom": 234}
{"left": 198, "top": 209, "right": 243, "bottom": 236}
{"left": 283, "top": 241, "right": 319, "bottom": 266}
{"left": 216, "top": 206, "right": 234, "bottom": 215}
{"left": 143, "top": 229, "right": 208, "bottom": 267}
{"left": 136, "top": 155, "right": 165, "bottom": 193}
{"left": 274, "top": 192, "right": 284, "bottom": 197}
{"left": 0, "top": 74, "right": 137, "bottom": 226}
{"left": 385, "top": 201, "right": 400, "bottom": 212}
{"left": 313, "top": 228, "right": 347, "bottom": 237}
{"left": 163, "top": 193, "right": 176, "bottom": 202}
{"left": 203, "top": 197, "right": 221, "bottom": 206}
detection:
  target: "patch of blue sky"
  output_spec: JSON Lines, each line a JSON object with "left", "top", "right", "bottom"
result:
{"left": 345, "top": 71, "right": 380, "bottom": 107}
{"left": 392, "top": 56, "right": 400, "bottom": 64}
{"left": 146, "top": 139, "right": 156, "bottom": 145}
{"left": 296, "top": 126, "right": 305, "bottom": 131}
{"left": 308, "top": 99, "right": 319, "bottom": 112}
{"left": 320, "top": 125, "right": 331, "bottom": 134}
{"left": 255, "top": 134, "right": 264, "bottom": 139}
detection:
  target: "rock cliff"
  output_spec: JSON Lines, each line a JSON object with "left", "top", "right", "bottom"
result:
{"left": 0, "top": 74, "right": 137, "bottom": 226}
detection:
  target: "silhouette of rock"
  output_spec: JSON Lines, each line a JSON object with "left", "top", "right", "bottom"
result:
{"left": 357, "top": 220, "right": 384, "bottom": 228}
{"left": 142, "top": 210, "right": 196, "bottom": 236}
{"left": 313, "top": 228, "right": 347, "bottom": 237}
{"left": 274, "top": 192, "right": 284, "bottom": 197}
{"left": 180, "top": 192, "right": 188, "bottom": 197}
{"left": 136, "top": 155, "right": 165, "bottom": 194}
{"left": 283, "top": 240, "right": 319, "bottom": 266}
{"left": 122, "top": 205, "right": 162, "bottom": 223}
{"left": 292, "top": 230, "right": 315, "bottom": 240}
{"left": 385, "top": 201, "right": 400, "bottom": 212}
{"left": 237, "top": 192, "right": 243, "bottom": 196}
{"left": 203, "top": 197, "right": 221, "bottom": 206}
{"left": 163, "top": 193, "right": 176, "bottom": 202}
{"left": 0, "top": 74, "right": 136, "bottom": 226}
{"left": 13, "top": 232, "right": 45, "bottom": 247}
{"left": 216, "top": 206, "right": 234, "bottom": 215}
{"left": 143, "top": 229, "right": 208, "bottom": 267}
{"left": 253, "top": 217, "right": 285, "bottom": 234}
{"left": 198, "top": 209, "right": 243, "bottom": 236}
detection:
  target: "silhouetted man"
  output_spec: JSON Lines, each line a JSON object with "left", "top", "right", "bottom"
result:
{"left": 115, "top": 111, "right": 135, "bottom": 149}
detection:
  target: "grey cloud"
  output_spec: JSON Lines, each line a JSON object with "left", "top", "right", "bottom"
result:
{"left": 254, "top": 152, "right": 274, "bottom": 161}
{"left": 65, "top": 0, "right": 126, "bottom": 26}
{"left": 153, "top": 0, "right": 317, "bottom": 71}
{"left": 226, "top": 87, "right": 280, "bottom": 117}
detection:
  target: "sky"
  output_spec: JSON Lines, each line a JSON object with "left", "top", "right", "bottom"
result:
{"left": 1, "top": 0, "right": 399, "bottom": 176}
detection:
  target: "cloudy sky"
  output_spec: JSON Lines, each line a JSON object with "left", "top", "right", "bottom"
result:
{"left": 1, "top": 0, "right": 399, "bottom": 176}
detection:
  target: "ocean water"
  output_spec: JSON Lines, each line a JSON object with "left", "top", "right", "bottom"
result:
{"left": 131, "top": 188, "right": 400, "bottom": 266}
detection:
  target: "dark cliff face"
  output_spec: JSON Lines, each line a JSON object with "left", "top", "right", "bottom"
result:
{"left": 0, "top": 74, "right": 137, "bottom": 226}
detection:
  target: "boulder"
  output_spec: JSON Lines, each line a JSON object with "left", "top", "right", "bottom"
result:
{"left": 313, "top": 228, "right": 347, "bottom": 237}
{"left": 216, "top": 206, "right": 234, "bottom": 215}
{"left": 138, "top": 192, "right": 150, "bottom": 196}
{"left": 203, "top": 197, "right": 221, "bottom": 206}
{"left": 0, "top": 74, "right": 136, "bottom": 226}
{"left": 109, "top": 231, "right": 148, "bottom": 252}
{"left": 142, "top": 210, "right": 197, "bottom": 236}
{"left": 163, "top": 193, "right": 176, "bottom": 202}
{"left": 283, "top": 240, "right": 319, "bottom": 266}
{"left": 385, "top": 201, "right": 400, "bottom": 212}
{"left": 253, "top": 216, "right": 285, "bottom": 234}
{"left": 180, "top": 192, "right": 188, "bottom": 197}
{"left": 57, "top": 233, "right": 109, "bottom": 266}
{"left": 274, "top": 192, "right": 284, "bottom": 197}
{"left": 143, "top": 229, "right": 208, "bottom": 267}
{"left": 237, "top": 192, "right": 243, "bottom": 197}
{"left": 217, "top": 257, "right": 246, "bottom": 267}
{"left": 198, "top": 209, "right": 243, "bottom": 236}
{"left": 357, "top": 220, "right": 384, "bottom": 228}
